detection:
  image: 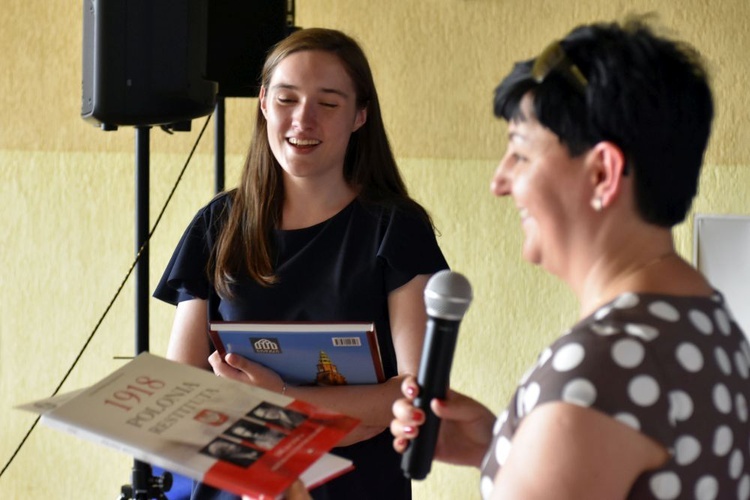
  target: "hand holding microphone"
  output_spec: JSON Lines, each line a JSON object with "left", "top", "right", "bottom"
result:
{"left": 399, "top": 270, "right": 472, "bottom": 480}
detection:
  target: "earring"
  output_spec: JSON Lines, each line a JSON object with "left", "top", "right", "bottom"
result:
{"left": 591, "top": 197, "right": 603, "bottom": 212}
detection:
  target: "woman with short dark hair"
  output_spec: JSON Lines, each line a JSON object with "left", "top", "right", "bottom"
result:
{"left": 392, "top": 18, "right": 750, "bottom": 499}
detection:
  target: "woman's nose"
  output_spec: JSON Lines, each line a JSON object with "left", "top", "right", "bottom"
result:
{"left": 293, "top": 100, "right": 317, "bottom": 129}
{"left": 490, "top": 156, "right": 511, "bottom": 197}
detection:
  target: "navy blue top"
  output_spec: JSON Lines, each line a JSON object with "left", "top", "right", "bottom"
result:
{"left": 154, "top": 192, "right": 449, "bottom": 500}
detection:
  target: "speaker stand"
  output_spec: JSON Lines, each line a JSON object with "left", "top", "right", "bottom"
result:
{"left": 214, "top": 97, "right": 226, "bottom": 193}
{"left": 118, "top": 126, "right": 172, "bottom": 500}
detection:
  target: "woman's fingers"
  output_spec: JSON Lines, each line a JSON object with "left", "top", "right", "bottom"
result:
{"left": 283, "top": 479, "right": 312, "bottom": 500}
{"left": 208, "top": 351, "right": 250, "bottom": 383}
{"left": 390, "top": 416, "right": 418, "bottom": 453}
{"left": 390, "top": 396, "right": 426, "bottom": 453}
{"left": 401, "top": 375, "right": 419, "bottom": 399}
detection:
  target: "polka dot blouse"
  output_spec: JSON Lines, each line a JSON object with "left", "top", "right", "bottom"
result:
{"left": 480, "top": 292, "right": 750, "bottom": 500}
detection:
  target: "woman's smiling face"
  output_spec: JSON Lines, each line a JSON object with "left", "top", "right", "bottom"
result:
{"left": 260, "top": 49, "right": 367, "bottom": 184}
{"left": 491, "top": 93, "right": 590, "bottom": 274}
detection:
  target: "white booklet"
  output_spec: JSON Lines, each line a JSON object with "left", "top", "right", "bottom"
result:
{"left": 17, "top": 353, "right": 358, "bottom": 500}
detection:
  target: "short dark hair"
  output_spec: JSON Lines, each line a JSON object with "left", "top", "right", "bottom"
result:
{"left": 494, "top": 17, "right": 714, "bottom": 227}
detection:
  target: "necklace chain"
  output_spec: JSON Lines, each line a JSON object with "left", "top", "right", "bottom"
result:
{"left": 621, "top": 250, "right": 677, "bottom": 282}
{"left": 583, "top": 250, "right": 678, "bottom": 318}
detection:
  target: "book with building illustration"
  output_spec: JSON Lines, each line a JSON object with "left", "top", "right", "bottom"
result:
{"left": 17, "top": 353, "right": 358, "bottom": 500}
{"left": 209, "top": 322, "right": 385, "bottom": 386}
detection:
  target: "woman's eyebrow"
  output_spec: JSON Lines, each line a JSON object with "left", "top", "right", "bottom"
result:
{"left": 270, "top": 83, "right": 350, "bottom": 99}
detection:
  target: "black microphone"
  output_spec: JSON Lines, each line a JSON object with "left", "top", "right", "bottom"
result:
{"left": 401, "top": 270, "right": 473, "bottom": 480}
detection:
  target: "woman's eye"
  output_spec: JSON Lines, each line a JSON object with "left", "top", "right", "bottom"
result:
{"left": 320, "top": 102, "right": 338, "bottom": 108}
{"left": 276, "top": 96, "right": 295, "bottom": 104}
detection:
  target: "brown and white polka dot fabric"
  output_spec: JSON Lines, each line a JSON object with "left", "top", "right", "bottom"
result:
{"left": 480, "top": 292, "right": 750, "bottom": 500}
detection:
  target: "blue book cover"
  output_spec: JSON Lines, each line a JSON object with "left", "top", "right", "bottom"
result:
{"left": 209, "top": 322, "right": 385, "bottom": 386}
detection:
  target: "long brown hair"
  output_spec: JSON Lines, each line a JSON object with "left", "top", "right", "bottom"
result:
{"left": 213, "top": 28, "right": 430, "bottom": 297}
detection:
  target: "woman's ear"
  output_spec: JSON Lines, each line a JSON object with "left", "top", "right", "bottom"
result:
{"left": 588, "top": 141, "right": 627, "bottom": 210}
{"left": 259, "top": 86, "right": 268, "bottom": 118}
{"left": 352, "top": 106, "right": 367, "bottom": 132}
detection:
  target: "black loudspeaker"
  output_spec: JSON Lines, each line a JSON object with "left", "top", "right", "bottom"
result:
{"left": 205, "top": 0, "right": 288, "bottom": 98}
{"left": 82, "top": 0, "right": 218, "bottom": 129}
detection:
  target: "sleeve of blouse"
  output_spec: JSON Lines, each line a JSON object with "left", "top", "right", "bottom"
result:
{"left": 378, "top": 207, "right": 449, "bottom": 292}
{"left": 152, "top": 197, "right": 226, "bottom": 305}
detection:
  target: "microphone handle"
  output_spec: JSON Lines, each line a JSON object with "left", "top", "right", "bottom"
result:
{"left": 401, "top": 317, "right": 460, "bottom": 480}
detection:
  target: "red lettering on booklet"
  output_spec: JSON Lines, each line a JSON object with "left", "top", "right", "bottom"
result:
{"left": 103, "top": 376, "right": 166, "bottom": 411}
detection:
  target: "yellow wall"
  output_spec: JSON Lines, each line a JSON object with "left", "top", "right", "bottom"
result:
{"left": 2, "top": 0, "right": 749, "bottom": 498}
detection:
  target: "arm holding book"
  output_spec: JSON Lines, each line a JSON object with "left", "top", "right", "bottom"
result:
{"left": 204, "top": 274, "right": 431, "bottom": 447}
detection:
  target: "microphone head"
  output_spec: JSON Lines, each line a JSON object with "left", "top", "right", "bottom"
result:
{"left": 424, "top": 270, "right": 473, "bottom": 321}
